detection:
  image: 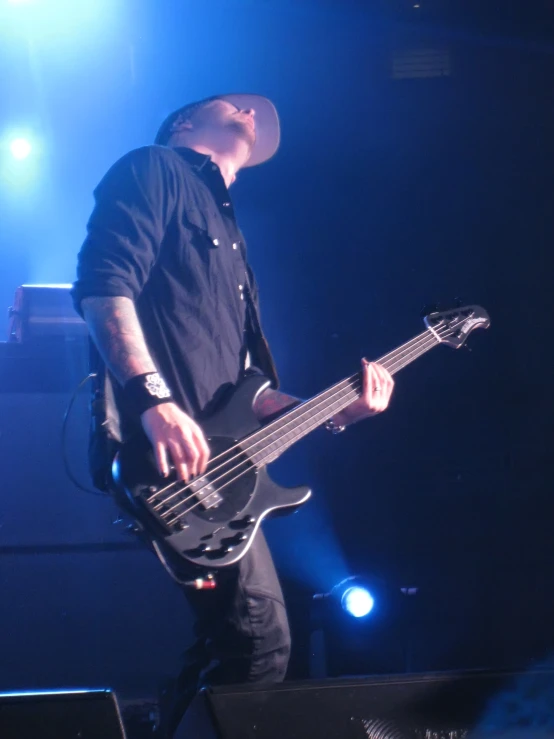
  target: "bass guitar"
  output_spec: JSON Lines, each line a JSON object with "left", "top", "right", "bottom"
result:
{"left": 112, "top": 305, "right": 489, "bottom": 568}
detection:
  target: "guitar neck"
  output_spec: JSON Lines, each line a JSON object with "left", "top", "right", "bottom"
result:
{"left": 249, "top": 328, "right": 441, "bottom": 466}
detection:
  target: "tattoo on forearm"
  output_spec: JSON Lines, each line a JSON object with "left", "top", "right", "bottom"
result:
{"left": 254, "top": 388, "right": 300, "bottom": 423}
{"left": 81, "top": 296, "right": 156, "bottom": 386}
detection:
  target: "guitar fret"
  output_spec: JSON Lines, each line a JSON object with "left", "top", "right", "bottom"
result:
{"left": 247, "top": 330, "right": 440, "bottom": 468}
{"left": 250, "top": 379, "right": 362, "bottom": 467}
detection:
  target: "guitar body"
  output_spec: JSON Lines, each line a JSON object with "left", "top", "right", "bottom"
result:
{"left": 112, "top": 374, "right": 312, "bottom": 568}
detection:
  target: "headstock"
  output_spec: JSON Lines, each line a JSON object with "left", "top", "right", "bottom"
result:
{"left": 424, "top": 305, "right": 490, "bottom": 349}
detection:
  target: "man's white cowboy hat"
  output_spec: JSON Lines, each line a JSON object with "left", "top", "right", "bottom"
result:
{"left": 154, "top": 93, "right": 280, "bottom": 167}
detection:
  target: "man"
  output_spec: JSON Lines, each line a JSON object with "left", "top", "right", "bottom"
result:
{"left": 72, "top": 93, "right": 394, "bottom": 735}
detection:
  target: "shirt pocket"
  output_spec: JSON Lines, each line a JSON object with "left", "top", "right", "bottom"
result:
{"left": 178, "top": 203, "right": 227, "bottom": 297}
{"left": 184, "top": 204, "right": 223, "bottom": 252}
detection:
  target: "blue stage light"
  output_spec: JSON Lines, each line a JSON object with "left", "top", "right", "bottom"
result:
{"left": 341, "top": 586, "right": 374, "bottom": 618}
{"left": 2, "top": 0, "right": 120, "bottom": 53}
{"left": 9, "top": 138, "right": 32, "bottom": 160}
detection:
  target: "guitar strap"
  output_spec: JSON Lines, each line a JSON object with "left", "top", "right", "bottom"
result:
{"left": 239, "top": 245, "right": 280, "bottom": 390}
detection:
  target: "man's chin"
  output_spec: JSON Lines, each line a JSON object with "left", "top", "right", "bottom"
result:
{"left": 229, "top": 122, "right": 256, "bottom": 148}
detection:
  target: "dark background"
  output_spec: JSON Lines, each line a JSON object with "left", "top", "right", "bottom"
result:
{"left": 0, "top": 0, "right": 553, "bottom": 706}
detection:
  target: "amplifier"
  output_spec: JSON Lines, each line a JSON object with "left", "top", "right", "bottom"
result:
{"left": 7, "top": 284, "right": 87, "bottom": 343}
{"left": 0, "top": 339, "right": 89, "bottom": 392}
{"left": 0, "top": 689, "right": 126, "bottom": 739}
{"left": 176, "top": 670, "right": 554, "bottom": 739}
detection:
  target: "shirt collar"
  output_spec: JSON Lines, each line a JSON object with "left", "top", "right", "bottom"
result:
{"left": 172, "top": 146, "right": 214, "bottom": 172}
{"left": 171, "top": 146, "right": 234, "bottom": 211}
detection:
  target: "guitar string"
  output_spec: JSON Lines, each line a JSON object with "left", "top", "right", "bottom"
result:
{"left": 163, "top": 329, "right": 444, "bottom": 528}
{"left": 160, "top": 324, "right": 454, "bottom": 525}
{"left": 147, "top": 324, "right": 446, "bottom": 510}
{"left": 164, "top": 382, "right": 364, "bottom": 527}
{"left": 158, "top": 326, "right": 448, "bottom": 522}
{"left": 150, "top": 326, "right": 443, "bottom": 514}
{"left": 146, "top": 326, "right": 438, "bottom": 505}
{"left": 156, "top": 325, "right": 449, "bottom": 520}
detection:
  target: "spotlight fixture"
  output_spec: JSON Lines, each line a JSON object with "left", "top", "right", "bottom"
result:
{"left": 341, "top": 585, "right": 375, "bottom": 618}
{"left": 311, "top": 575, "right": 412, "bottom": 678}
{"left": 329, "top": 576, "right": 380, "bottom": 619}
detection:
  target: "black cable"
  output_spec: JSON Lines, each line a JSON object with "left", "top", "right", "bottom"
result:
{"left": 61, "top": 372, "right": 109, "bottom": 497}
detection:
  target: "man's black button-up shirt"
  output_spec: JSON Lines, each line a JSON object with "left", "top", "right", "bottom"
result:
{"left": 72, "top": 145, "right": 277, "bottom": 426}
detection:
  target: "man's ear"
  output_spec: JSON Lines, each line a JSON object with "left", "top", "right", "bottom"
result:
{"left": 170, "top": 114, "right": 194, "bottom": 135}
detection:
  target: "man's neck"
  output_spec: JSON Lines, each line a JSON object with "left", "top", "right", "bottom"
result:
{"left": 200, "top": 148, "right": 237, "bottom": 188}
{"left": 181, "top": 142, "right": 250, "bottom": 188}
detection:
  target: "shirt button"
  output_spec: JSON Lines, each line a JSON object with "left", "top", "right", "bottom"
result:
{"left": 222, "top": 202, "right": 231, "bottom": 208}
{"left": 232, "top": 243, "right": 238, "bottom": 250}
{"left": 213, "top": 238, "right": 220, "bottom": 246}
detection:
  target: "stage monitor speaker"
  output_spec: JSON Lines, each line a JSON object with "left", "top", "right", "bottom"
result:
{"left": 7, "top": 284, "right": 87, "bottom": 343}
{"left": 176, "top": 669, "right": 554, "bottom": 739}
{"left": 0, "top": 689, "right": 126, "bottom": 739}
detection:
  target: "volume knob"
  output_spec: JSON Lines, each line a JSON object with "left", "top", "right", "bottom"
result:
{"left": 229, "top": 516, "right": 256, "bottom": 530}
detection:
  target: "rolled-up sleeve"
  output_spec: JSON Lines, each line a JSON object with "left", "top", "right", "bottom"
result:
{"left": 72, "top": 146, "right": 176, "bottom": 315}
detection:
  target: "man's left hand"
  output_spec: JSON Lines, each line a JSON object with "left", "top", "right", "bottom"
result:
{"left": 334, "top": 359, "right": 395, "bottom": 426}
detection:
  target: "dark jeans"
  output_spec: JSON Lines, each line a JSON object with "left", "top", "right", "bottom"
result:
{"left": 163, "top": 530, "right": 291, "bottom": 737}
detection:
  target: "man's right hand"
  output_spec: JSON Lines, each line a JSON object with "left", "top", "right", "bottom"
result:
{"left": 141, "top": 403, "right": 210, "bottom": 482}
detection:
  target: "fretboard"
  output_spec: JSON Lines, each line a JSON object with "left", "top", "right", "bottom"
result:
{"left": 247, "top": 328, "right": 441, "bottom": 466}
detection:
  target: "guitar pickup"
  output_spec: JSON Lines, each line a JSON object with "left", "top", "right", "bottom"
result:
{"left": 188, "top": 476, "right": 223, "bottom": 509}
